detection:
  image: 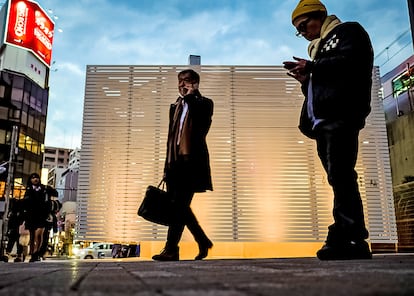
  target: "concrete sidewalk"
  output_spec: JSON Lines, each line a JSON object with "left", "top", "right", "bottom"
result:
{"left": 0, "top": 254, "right": 413, "bottom": 295}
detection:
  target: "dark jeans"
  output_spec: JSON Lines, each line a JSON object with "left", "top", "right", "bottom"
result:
{"left": 165, "top": 160, "right": 210, "bottom": 250}
{"left": 6, "top": 228, "right": 23, "bottom": 255}
{"left": 316, "top": 127, "right": 369, "bottom": 244}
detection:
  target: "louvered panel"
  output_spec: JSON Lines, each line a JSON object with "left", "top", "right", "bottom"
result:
{"left": 77, "top": 65, "right": 397, "bottom": 250}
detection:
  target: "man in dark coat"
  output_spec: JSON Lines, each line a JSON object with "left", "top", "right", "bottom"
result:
{"left": 152, "top": 69, "right": 214, "bottom": 261}
{"left": 283, "top": 0, "right": 373, "bottom": 260}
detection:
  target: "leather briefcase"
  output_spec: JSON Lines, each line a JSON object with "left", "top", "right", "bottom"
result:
{"left": 137, "top": 180, "right": 174, "bottom": 226}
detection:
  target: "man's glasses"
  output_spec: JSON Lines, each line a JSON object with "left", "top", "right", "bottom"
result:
{"left": 295, "top": 18, "right": 311, "bottom": 37}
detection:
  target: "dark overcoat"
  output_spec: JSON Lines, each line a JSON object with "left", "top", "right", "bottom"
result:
{"left": 164, "top": 94, "right": 213, "bottom": 192}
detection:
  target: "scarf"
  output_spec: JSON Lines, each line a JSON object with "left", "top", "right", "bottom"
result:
{"left": 308, "top": 15, "right": 342, "bottom": 59}
{"left": 167, "top": 97, "right": 192, "bottom": 165}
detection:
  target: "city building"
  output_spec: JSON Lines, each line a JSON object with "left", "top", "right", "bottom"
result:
{"left": 0, "top": 0, "right": 55, "bottom": 200}
{"left": 381, "top": 54, "right": 414, "bottom": 185}
{"left": 42, "top": 147, "right": 72, "bottom": 170}
{"left": 42, "top": 146, "right": 72, "bottom": 201}
{"left": 68, "top": 147, "right": 80, "bottom": 170}
{"left": 78, "top": 64, "right": 396, "bottom": 258}
{"left": 42, "top": 146, "right": 76, "bottom": 202}
{"left": 59, "top": 148, "right": 79, "bottom": 203}
{"left": 56, "top": 148, "right": 80, "bottom": 256}
{"left": 381, "top": 54, "right": 414, "bottom": 251}
{"left": 47, "top": 167, "right": 66, "bottom": 189}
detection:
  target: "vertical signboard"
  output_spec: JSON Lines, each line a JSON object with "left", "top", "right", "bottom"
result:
{"left": 4, "top": 0, "right": 54, "bottom": 67}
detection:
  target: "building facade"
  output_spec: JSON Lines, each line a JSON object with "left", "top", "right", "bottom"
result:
{"left": 42, "top": 147, "right": 72, "bottom": 170}
{"left": 0, "top": 70, "right": 49, "bottom": 197}
{"left": 0, "top": 0, "right": 55, "bottom": 199}
{"left": 381, "top": 54, "right": 414, "bottom": 251}
{"left": 59, "top": 148, "right": 79, "bottom": 203}
{"left": 78, "top": 65, "right": 396, "bottom": 258}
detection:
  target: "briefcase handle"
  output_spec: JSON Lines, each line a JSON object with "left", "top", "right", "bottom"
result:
{"left": 158, "top": 180, "right": 166, "bottom": 190}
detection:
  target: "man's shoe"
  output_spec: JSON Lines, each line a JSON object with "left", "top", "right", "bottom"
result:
{"left": 195, "top": 240, "right": 213, "bottom": 260}
{"left": 29, "top": 253, "right": 41, "bottom": 262}
{"left": 317, "top": 241, "right": 372, "bottom": 260}
{"left": 152, "top": 248, "right": 179, "bottom": 261}
{"left": 2, "top": 253, "right": 11, "bottom": 262}
{"left": 348, "top": 241, "right": 372, "bottom": 259}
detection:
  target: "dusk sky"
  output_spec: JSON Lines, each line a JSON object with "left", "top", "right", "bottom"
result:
{"left": 12, "top": 0, "right": 412, "bottom": 149}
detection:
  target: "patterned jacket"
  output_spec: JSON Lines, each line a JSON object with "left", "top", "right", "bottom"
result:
{"left": 299, "top": 22, "right": 374, "bottom": 138}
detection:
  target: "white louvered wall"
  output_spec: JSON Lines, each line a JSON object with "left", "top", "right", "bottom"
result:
{"left": 77, "top": 65, "right": 396, "bottom": 252}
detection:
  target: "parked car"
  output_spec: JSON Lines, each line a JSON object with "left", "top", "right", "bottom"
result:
{"left": 77, "top": 243, "right": 113, "bottom": 259}
{"left": 111, "top": 244, "right": 140, "bottom": 258}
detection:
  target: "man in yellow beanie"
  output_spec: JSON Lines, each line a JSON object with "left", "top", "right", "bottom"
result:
{"left": 283, "top": 0, "right": 374, "bottom": 260}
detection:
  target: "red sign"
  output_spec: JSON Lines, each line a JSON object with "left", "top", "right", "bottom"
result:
{"left": 5, "top": 0, "right": 55, "bottom": 67}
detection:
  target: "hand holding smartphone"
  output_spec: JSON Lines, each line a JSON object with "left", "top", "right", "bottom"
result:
{"left": 282, "top": 57, "right": 309, "bottom": 83}
{"left": 283, "top": 61, "right": 298, "bottom": 70}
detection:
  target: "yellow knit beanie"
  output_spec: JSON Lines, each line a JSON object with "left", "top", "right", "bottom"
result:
{"left": 291, "top": 0, "right": 327, "bottom": 24}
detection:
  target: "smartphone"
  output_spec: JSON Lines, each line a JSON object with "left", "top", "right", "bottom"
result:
{"left": 283, "top": 62, "right": 297, "bottom": 70}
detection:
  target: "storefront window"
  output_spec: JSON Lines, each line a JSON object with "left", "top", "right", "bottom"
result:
{"left": 0, "top": 106, "right": 7, "bottom": 120}
{"left": 21, "top": 111, "right": 27, "bottom": 125}
{"left": 28, "top": 114, "right": 34, "bottom": 128}
{"left": 11, "top": 88, "right": 23, "bottom": 102}
{"left": 18, "top": 133, "right": 26, "bottom": 150}
{"left": 23, "top": 91, "right": 30, "bottom": 105}
{"left": 18, "top": 133, "right": 41, "bottom": 155}
{"left": 0, "top": 85, "right": 5, "bottom": 98}
{"left": 13, "top": 76, "right": 24, "bottom": 89}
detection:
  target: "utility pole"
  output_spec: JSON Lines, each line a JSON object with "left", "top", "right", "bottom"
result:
{"left": 1, "top": 125, "right": 19, "bottom": 260}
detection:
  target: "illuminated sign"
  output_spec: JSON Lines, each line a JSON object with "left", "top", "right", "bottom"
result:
{"left": 4, "top": 0, "right": 55, "bottom": 67}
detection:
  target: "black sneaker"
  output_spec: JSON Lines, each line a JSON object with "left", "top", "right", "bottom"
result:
{"left": 317, "top": 241, "right": 372, "bottom": 260}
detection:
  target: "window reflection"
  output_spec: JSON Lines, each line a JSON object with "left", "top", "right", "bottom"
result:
{"left": 18, "top": 133, "right": 41, "bottom": 155}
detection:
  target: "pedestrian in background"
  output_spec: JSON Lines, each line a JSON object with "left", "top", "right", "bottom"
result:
{"left": 152, "top": 69, "right": 214, "bottom": 261}
{"left": 283, "top": 0, "right": 373, "bottom": 260}
{"left": 23, "top": 173, "right": 58, "bottom": 262}
{"left": 4, "top": 198, "right": 25, "bottom": 262}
